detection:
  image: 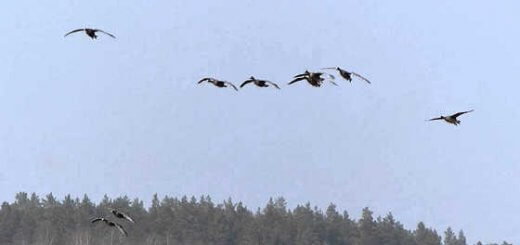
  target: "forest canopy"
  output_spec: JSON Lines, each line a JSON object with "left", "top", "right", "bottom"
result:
{"left": 0, "top": 192, "right": 511, "bottom": 245}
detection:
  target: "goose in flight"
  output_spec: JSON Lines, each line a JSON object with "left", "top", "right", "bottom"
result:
{"left": 109, "top": 208, "right": 135, "bottom": 224}
{"left": 428, "top": 110, "right": 474, "bottom": 126}
{"left": 91, "top": 217, "right": 128, "bottom": 236}
{"left": 64, "top": 28, "right": 116, "bottom": 39}
{"left": 288, "top": 70, "right": 337, "bottom": 87}
{"left": 322, "top": 67, "right": 371, "bottom": 84}
{"left": 198, "top": 77, "right": 238, "bottom": 91}
{"left": 240, "top": 76, "right": 280, "bottom": 89}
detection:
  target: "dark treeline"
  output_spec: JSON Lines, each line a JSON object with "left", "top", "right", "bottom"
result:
{"left": 0, "top": 193, "right": 511, "bottom": 245}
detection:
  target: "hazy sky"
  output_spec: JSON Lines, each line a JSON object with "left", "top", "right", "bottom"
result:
{"left": 1, "top": 0, "right": 520, "bottom": 243}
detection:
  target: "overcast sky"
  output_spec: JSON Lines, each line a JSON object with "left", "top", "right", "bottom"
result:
{"left": 1, "top": 0, "right": 520, "bottom": 243}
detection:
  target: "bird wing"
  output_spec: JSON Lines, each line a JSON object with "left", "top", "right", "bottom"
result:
{"left": 323, "top": 73, "right": 336, "bottom": 80}
{"left": 328, "top": 80, "right": 339, "bottom": 86}
{"left": 91, "top": 217, "right": 104, "bottom": 223}
{"left": 198, "top": 78, "right": 211, "bottom": 84}
{"left": 266, "top": 81, "right": 280, "bottom": 89}
{"left": 293, "top": 72, "right": 309, "bottom": 78}
{"left": 114, "top": 223, "right": 128, "bottom": 236}
{"left": 120, "top": 212, "right": 135, "bottom": 223}
{"left": 452, "top": 110, "right": 474, "bottom": 118}
{"left": 240, "top": 80, "right": 254, "bottom": 88}
{"left": 94, "top": 29, "right": 116, "bottom": 38}
{"left": 428, "top": 117, "right": 444, "bottom": 121}
{"left": 351, "top": 72, "right": 371, "bottom": 84}
{"left": 64, "top": 29, "right": 85, "bottom": 37}
{"left": 288, "top": 77, "right": 307, "bottom": 85}
{"left": 225, "top": 82, "right": 238, "bottom": 91}
{"left": 322, "top": 67, "right": 340, "bottom": 77}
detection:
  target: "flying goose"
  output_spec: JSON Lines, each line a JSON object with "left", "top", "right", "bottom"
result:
{"left": 198, "top": 77, "right": 238, "bottom": 91}
{"left": 289, "top": 70, "right": 337, "bottom": 87}
{"left": 322, "top": 67, "right": 371, "bottom": 84}
{"left": 240, "top": 76, "right": 280, "bottom": 89}
{"left": 64, "top": 28, "right": 116, "bottom": 39}
{"left": 91, "top": 217, "right": 128, "bottom": 236}
{"left": 109, "top": 208, "right": 135, "bottom": 224}
{"left": 428, "top": 110, "right": 474, "bottom": 126}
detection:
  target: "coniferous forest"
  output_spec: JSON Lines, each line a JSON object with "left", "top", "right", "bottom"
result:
{"left": 0, "top": 193, "right": 511, "bottom": 245}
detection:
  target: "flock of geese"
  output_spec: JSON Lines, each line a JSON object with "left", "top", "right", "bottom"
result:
{"left": 197, "top": 67, "right": 369, "bottom": 91}
{"left": 64, "top": 27, "right": 474, "bottom": 126}
{"left": 91, "top": 208, "right": 135, "bottom": 237}
{"left": 197, "top": 65, "right": 372, "bottom": 90}
{"left": 61, "top": 22, "right": 478, "bottom": 238}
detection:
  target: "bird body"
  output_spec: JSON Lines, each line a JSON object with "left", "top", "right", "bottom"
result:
{"left": 65, "top": 28, "right": 116, "bottom": 39}
{"left": 289, "top": 76, "right": 321, "bottom": 87}
{"left": 428, "top": 110, "right": 474, "bottom": 126}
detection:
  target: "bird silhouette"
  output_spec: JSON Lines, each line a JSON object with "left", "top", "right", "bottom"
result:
{"left": 322, "top": 67, "right": 371, "bottom": 84}
{"left": 198, "top": 77, "right": 238, "bottom": 91}
{"left": 289, "top": 70, "right": 336, "bottom": 87}
{"left": 64, "top": 28, "right": 116, "bottom": 39}
{"left": 240, "top": 76, "right": 280, "bottom": 89}
{"left": 428, "top": 110, "right": 474, "bottom": 126}
{"left": 91, "top": 217, "right": 128, "bottom": 236}
{"left": 109, "top": 208, "right": 135, "bottom": 224}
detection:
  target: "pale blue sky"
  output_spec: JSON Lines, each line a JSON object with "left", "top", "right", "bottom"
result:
{"left": 1, "top": 0, "right": 520, "bottom": 243}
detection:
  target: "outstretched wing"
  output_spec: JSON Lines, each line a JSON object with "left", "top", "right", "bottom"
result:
{"left": 64, "top": 29, "right": 85, "bottom": 37}
{"left": 114, "top": 223, "right": 128, "bottom": 236}
{"left": 323, "top": 72, "right": 336, "bottom": 80}
{"left": 198, "top": 78, "right": 211, "bottom": 84}
{"left": 328, "top": 80, "right": 338, "bottom": 86}
{"left": 452, "top": 110, "right": 474, "bottom": 118}
{"left": 351, "top": 72, "right": 371, "bottom": 84}
{"left": 95, "top": 29, "right": 116, "bottom": 39}
{"left": 111, "top": 209, "right": 135, "bottom": 223}
{"left": 293, "top": 72, "right": 309, "bottom": 78}
{"left": 428, "top": 117, "right": 444, "bottom": 121}
{"left": 225, "top": 82, "right": 238, "bottom": 91}
{"left": 240, "top": 80, "right": 254, "bottom": 88}
{"left": 288, "top": 77, "right": 307, "bottom": 85}
{"left": 91, "top": 217, "right": 104, "bottom": 223}
{"left": 120, "top": 212, "right": 135, "bottom": 223}
{"left": 266, "top": 81, "right": 280, "bottom": 89}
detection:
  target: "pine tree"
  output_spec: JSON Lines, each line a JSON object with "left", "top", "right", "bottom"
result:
{"left": 358, "top": 207, "right": 380, "bottom": 245}
{"left": 456, "top": 230, "right": 467, "bottom": 245}
{"left": 414, "top": 222, "right": 441, "bottom": 245}
{"left": 444, "top": 227, "right": 457, "bottom": 245}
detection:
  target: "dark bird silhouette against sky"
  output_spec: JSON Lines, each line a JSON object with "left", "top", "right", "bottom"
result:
{"left": 428, "top": 110, "right": 474, "bottom": 126}
{"left": 322, "top": 67, "right": 371, "bottom": 84}
{"left": 240, "top": 76, "right": 280, "bottom": 89}
{"left": 64, "top": 28, "right": 116, "bottom": 39}
{"left": 198, "top": 77, "right": 238, "bottom": 91}
{"left": 289, "top": 70, "right": 337, "bottom": 87}
{"left": 91, "top": 217, "right": 128, "bottom": 236}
